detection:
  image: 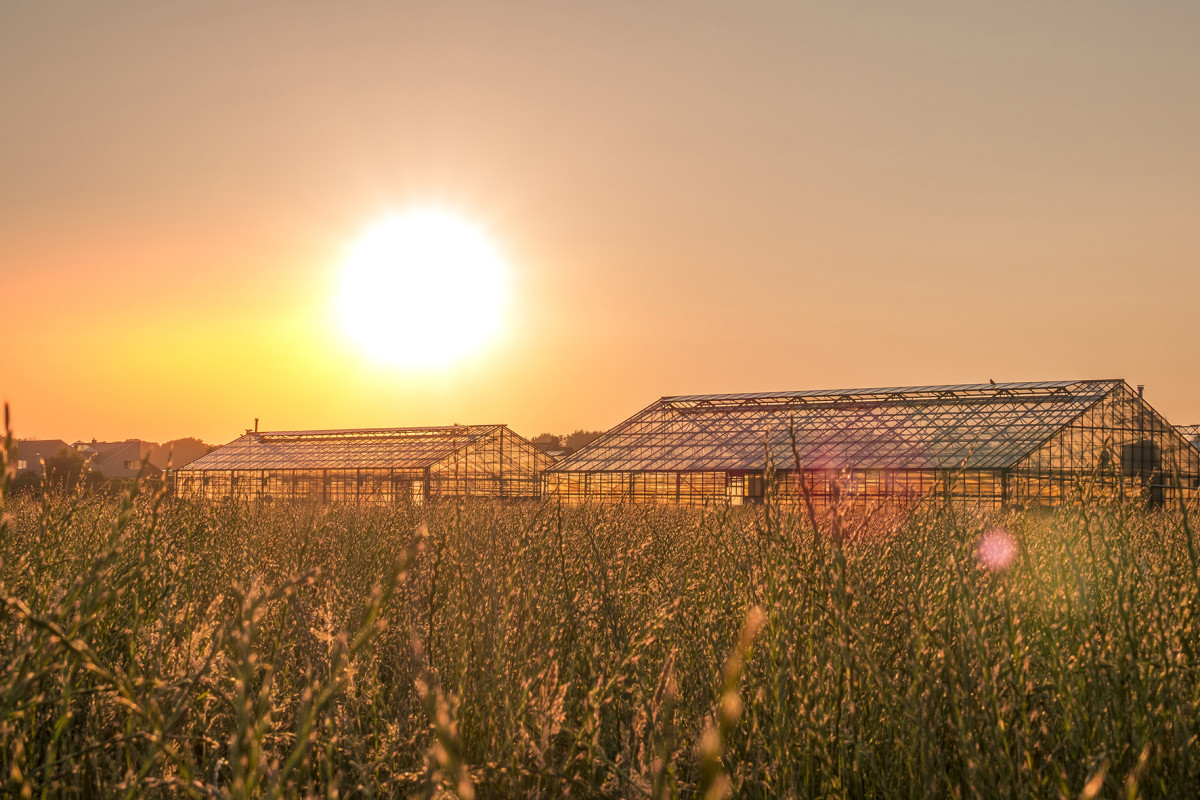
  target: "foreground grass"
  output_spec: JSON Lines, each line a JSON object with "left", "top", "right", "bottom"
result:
{"left": 2, "top": 473, "right": 1199, "bottom": 798}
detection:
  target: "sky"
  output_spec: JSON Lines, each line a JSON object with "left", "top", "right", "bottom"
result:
{"left": 3, "top": 1, "right": 1199, "bottom": 444}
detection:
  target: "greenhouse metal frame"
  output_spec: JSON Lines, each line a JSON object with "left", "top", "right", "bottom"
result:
{"left": 544, "top": 380, "right": 1200, "bottom": 508}
{"left": 1178, "top": 425, "right": 1200, "bottom": 453}
{"left": 173, "top": 424, "right": 553, "bottom": 503}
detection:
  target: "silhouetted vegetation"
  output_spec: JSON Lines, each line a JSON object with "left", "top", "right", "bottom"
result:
{"left": 43, "top": 446, "right": 105, "bottom": 493}
{"left": 7, "top": 470, "right": 42, "bottom": 496}
{"left": 532, "top": 429, "right": 604, "bottom": 455}
{"left": 531, "top": 432, "right": 564, "bottom": 449}
{"left": 563, "top": 429, "right": 603, "bottom": 451}
{"left": 147, "top": 437, "right": 215, "bottom": 470}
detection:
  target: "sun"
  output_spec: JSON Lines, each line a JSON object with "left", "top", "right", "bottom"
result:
{"left": 337, "top": 209, "right": 508, "bottom": 367}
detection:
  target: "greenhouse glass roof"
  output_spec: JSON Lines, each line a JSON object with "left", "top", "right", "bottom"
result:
{"left": 1178, "top": 425, "right": 1200, "bottom": 451}
{"left": 180, "top": 425, "right": 504, "bottom": 471}
{"left": 550, "top": 380, "right": 1126, "bottom": 473}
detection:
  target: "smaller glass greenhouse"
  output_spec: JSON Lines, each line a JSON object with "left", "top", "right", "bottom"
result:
{"left": 173, "top": 424, "right": 553, "bottom": 503}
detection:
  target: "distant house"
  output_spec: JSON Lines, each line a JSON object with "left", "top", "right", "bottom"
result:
{"left": 74, "top": 439, "right": 159, "bottom": 479}
{"left": 15, "top": 440, "right": 70, "bottom": 477}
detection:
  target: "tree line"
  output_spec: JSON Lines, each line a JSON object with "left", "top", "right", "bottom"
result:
{"left": 529, "top": 430, "right": 604, "bottom": 455}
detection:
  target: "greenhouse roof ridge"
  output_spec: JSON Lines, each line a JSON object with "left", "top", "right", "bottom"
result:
{"left": 662, "top": 379, "right": 1124, "bottom": 406}
{"left": 250, "top": 424, "right": 503, "bottom": 441}
{"left": 179, "top": 423, "right": 514, "bottom": 472}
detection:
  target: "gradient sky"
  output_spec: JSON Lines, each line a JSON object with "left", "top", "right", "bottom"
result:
{"left": 3, "top": 1, "right": 1199, "bottom": 445}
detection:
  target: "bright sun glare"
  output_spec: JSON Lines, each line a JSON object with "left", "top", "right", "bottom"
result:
{"left": 338, "top": 209, "right": 507, "bottom": 367}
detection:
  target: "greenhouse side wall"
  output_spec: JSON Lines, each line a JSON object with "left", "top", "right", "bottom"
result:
{"left": 1009, "top": 383, "right": 1200, "bottom": 506}
{"left": 544, "top": 468, "right": 1009, "bottom": 508}
{"left": 173, "top": 468, "right": 430, "bottom": 504}
{"left": 428, "top": 428, "right": 551, "bottom": 499}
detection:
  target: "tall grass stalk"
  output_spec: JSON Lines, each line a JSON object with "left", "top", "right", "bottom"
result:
{"left": 2, "top": 413, "right": 1199, "bottom": 796}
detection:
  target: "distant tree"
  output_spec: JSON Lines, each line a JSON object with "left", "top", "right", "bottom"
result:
{"left": 563, "top": 430, "right": 604, "bottom": 452}
{"left": 531, "top": 433, "right": 563, "bottom": 451}
{"left": 148, "top": 438, "right": 216, "bottom": 470}
{"left": 44, "top": 447, "right": 105, "bottom": 494}
{"left": 529, "top": 430, "right": 604, "bottom": 455}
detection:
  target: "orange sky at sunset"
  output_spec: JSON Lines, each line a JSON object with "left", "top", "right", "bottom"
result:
{"left": 3, "top": 2, "right": 1199, "bottom": 445}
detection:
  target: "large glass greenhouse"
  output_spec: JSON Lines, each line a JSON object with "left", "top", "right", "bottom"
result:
{"left": 544, "top": 380, "right": 1200, "bottom": 508}
{"left": 173, "top": 424, "right": 553, "bottom": 503}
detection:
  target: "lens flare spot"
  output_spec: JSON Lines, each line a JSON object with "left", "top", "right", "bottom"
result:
{"left": 977, "top": 528, "right": 1018, "bottom": 571}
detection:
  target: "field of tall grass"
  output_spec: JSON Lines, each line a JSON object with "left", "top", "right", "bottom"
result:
{"left": 3, "top": 431, "right": 1200, "bottom": 797}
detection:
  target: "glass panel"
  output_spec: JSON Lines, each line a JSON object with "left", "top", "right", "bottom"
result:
{"left": 174, "top": 426, "right": 552, "bottom": 502}
{"left": 544, "top": 380, "right": 1199, "bottom": 509}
